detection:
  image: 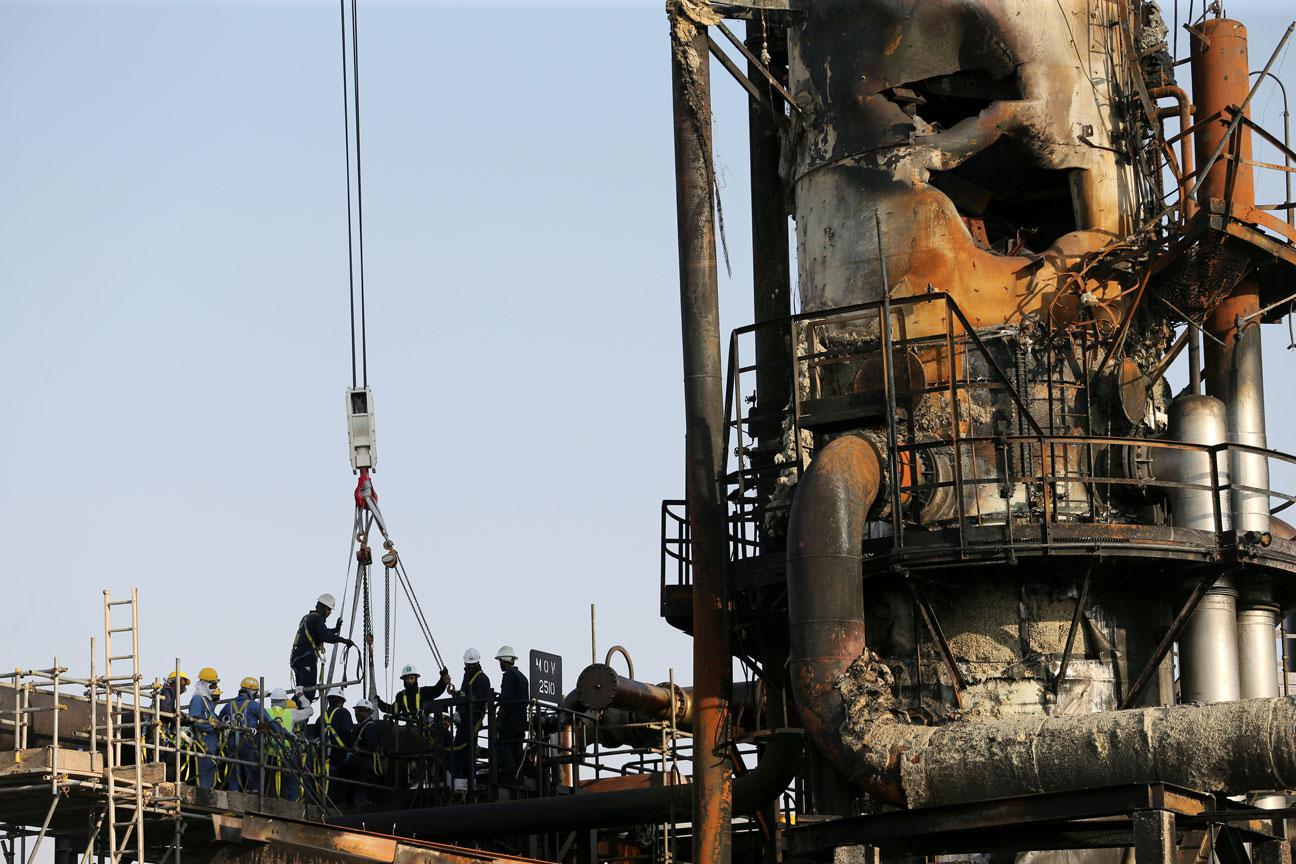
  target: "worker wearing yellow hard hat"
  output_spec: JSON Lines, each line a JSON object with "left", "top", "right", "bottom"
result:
{"left": 220, "top": 676, "right": 268, "bottom": 793}
{"left": 188, "top": 667, "right": 221, "bottom": 789}
{"left": 157, "top": 670, "right": 190, "bottom": 718}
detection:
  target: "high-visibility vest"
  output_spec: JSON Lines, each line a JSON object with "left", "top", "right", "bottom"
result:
{"left": 267, "top": 705, "right": 293, "bottom": 733}
{"left": 294, "top": 613, "right": 323, "bottom": 657}
{"left": 322, "top": 707, "right": 346, "bottom": 750}
{"left": 396, "top": 689, "right": 421, "bottom": 715}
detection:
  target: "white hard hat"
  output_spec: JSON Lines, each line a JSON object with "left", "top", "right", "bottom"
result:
{"left": 270, "top": 688, "right": 288, "bottom": 702}
{"left": 463, "top": 648, "right": 482, "bottom": 664}
{"left": 400, "top": 664, "right": 419, "bottom": 678}
{"left": 495, "top": 645, "right": 518, "bottom": 661}
{"left": 355, "top": 698, "right": 374, "bottom": 712}
{"left": 317, "top": 593, "right": 337, "bottom": 611}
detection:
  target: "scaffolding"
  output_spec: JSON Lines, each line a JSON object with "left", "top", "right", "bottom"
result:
{"left": 0, "top": 588, "right": 734, "bottom": 864}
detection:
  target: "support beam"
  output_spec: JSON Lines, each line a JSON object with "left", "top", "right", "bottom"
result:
{"left": 745, "top": 19, "right": 791, "bottom": 513}
{"left": 1132, "top": 810, "right": 1176, "bottom": 864}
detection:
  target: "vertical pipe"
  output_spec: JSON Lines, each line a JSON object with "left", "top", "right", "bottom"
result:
{"left": 669, "top": 4, "right": 733, "bottom": 862}
{"left": 1238, "top": 578, "right": 1284, "bottom": 811}
{"left": 1190, "top": 18, "right": 1254, "bottom": 214}
{"left": 1193, "top": 19, "right": 1270, "bottom": 539}
{"left": 1179, "top": 574, "right": 1241, "bottom": 704}
{"left": 1238, "top": 579, "right": 1280, "bottom": 699}
{"left": 745, "top": 20, "right": 791, "bottom": 519}
{"left": 1187, "top": 325, "right": 1202, "bottom": 395}
{"left": 89, "top": 638, "right": 96, "bottom": 767}
{"left": 51, "top": 657, "right": 59, "bottom": 796}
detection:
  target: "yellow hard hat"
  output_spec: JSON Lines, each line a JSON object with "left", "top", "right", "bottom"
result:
{"left": 239, "top": 676, "right": 260, "bottom": 692}
{"left": 211, "top": 687, "right": 222, "bottom": 698}
{"left": 285, "top": 699, "right": 298, "bottom": 710}
{"left": 166, "top": 670, "right": 190, "bottom": 684}
{"left": 198, "top": 667, "right": 219, "bottom": 683}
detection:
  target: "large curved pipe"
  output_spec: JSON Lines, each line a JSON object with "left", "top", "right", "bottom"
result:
{"left": 330, "top": 732, "right": 801, "bottom": 840}
{"left": 788, "top": 435, "right": 1296, "bottom": 809}
{"left": 787, "top": 434, "right": 881, "bottom": 794}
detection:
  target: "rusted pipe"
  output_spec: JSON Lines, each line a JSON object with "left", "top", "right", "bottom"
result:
{"left": 787, "top": 434, "right": 1296, "bottom": 808}
{"left": 669, "top": 2, "right": 733, "bottom": 860}
{"left": 786, "top": 434, "right": 882, "bottom": 794}
{"left": 1190, "top": 19, "right": 1254, "bottom": 213}
{"left": 576, "top": 663, "right": 690, "bottom": 725}
{"left": 1149, "top": 85, "right": 1196, "bottom": 217}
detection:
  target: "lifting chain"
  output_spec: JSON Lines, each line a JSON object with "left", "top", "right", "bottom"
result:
{"left": 383, "top": 566, "right": 391, "bottom": 670}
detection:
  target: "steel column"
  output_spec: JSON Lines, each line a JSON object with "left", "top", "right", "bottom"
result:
{"left": 745, "top": 19, "right": 791, "bottom": 506}
{"left": 669, "top": 4, "right": 733, "bottom": 863}
{"left": 1132, "top": 810, "right": 1176, "bottom": 864}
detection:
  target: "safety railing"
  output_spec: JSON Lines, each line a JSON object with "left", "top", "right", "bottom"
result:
{"left": 0, "top": 662, "right": 700, "bottom": 820}
{"left": 661, "top": 291, "right": 1296, "bottom": 590}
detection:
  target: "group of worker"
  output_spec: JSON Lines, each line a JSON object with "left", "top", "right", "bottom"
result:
{"left": 151, "top": 592, "right": 531, "bottom": 803}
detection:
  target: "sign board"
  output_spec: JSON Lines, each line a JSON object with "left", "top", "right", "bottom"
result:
{"left": 529, "top": 649, "right": 563, "bottom": 704}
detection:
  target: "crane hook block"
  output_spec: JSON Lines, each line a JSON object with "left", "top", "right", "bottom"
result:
{"left": 346, "top": 387, "right": 377, "bottom": 472}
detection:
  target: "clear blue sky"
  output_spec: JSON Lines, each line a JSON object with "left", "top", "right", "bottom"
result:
{"left": 1, "top": 0, "right": 1294, "bottom": 702}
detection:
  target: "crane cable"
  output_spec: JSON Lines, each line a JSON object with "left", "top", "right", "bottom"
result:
{"left": 327, "top": 0, "right": 447, "bottom": 700}
{"left": 341, "top": 0, "right": 368, "bottom": 388}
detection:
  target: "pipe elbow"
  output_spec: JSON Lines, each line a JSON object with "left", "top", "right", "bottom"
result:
{"left": 786, "top": 435, "right": 885, "bottom": 794}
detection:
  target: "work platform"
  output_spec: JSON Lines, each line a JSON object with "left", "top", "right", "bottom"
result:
{"left": 0, "top": 747, "right": 543, "bottom": 864}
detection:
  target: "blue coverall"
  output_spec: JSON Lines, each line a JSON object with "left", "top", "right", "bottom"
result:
{"left": 220, "top": 693, "right": 268, "bottom": 793}
{"left": 188, "top": 689, "right": 221, "bottom": 789}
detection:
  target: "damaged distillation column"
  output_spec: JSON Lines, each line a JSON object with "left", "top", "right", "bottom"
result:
{"left": 776, "top": 0, "right": 1296, "bottom": 811}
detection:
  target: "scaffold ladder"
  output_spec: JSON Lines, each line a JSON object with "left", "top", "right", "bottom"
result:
{"left": 102, "top": 589, "right": 145, "bottom": 864}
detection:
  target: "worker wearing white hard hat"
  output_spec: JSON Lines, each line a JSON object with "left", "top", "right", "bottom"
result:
{"left": 451, "top": 649, "right": 492, "bottom": 782}
{"left": 339, "top": 698, "right": 384, "bottom": 806}
{"left": 495, "top": 646, "right": 529, "bottom": 781}
{"left": 289, "top": 593, "right": 356, "bottom": 705}
{"left": 372, "top": 661, "right": 451, "bottom": 719}
{"left": 265, "top": 687, "right": 314, "bottom": 801}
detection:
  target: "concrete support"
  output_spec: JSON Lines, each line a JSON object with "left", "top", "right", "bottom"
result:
{"left": 669, "top": 4, "right": 733, "bottom": 863}
{"left": 1132, "top": 810, "right": 1177, "bottom": 864}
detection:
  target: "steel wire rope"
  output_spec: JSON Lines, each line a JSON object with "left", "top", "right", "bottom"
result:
{"left": 393, "top": 561, "right": 446, "bottom": 671}
{"left": 349, "top": 0, "right": 370, "bottom": 386}
{"left": 339, "top": 0, "right": 358, "bottom": 389}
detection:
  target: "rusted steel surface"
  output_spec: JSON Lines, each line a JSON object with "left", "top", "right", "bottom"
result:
{"left": 574, "top": 663, "right": 689, "bottom": 723}
{"left": 786, "top": 434, "right": 885, "bottom": 796}
{"left": 1190, "top": 19, "right": 1254, "bottom": 214}
{"left": 669, "top": 1, "right": 733, "bottom": 860}
{"left": 786, "top": 0, "right": 1135, "bottom": 338}
{"left": 210, "top": 814, "right": 538, "bottom": 864}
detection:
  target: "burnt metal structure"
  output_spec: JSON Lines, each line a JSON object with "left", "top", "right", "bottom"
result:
{"left": 660, "top": 0, "right": 1296, "bottom": 862}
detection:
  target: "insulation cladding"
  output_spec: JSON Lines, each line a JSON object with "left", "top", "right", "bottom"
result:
{"left": 765, "top": 0, "right": 1296, "bottom": 811}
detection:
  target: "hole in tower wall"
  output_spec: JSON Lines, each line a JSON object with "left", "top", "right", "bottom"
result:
{"left": 884, "top": 69, "right": 1024, "bottom": 130}
{"left": 931, "top": 137, "right": 1079, "bottom": 255}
